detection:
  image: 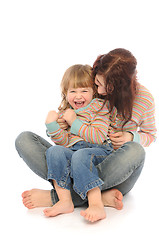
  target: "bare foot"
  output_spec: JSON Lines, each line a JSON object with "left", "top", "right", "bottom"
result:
{"left": 22, "top": 189, "right": 52, "bottom": 209}
{"left": 80, "top": 203, "right": 106, "bottom": 223}
{"left": 101, "top": 189, "right": 123, "bottom": 210}
{"left": 43, "top": 200, "right": 74, "bottom": 217}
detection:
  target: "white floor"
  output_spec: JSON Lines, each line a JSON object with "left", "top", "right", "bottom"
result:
{"left": 1, "top": 140, "right": 158, "bottom": 240}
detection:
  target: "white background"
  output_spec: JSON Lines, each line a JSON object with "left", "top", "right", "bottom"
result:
{"left": 0, "top": 0, "right": 159, "bottom": 239}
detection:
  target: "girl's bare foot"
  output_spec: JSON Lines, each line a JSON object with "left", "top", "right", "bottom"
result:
{"left": 80, "top": 187, "right": 106, "bottom": 223}
{"left": 80, "top": 203, "right": 106, "bottom": 223}
{"left": 43, "top": 200, "right": 74, "bottom": 217}
{"left": 101, "top": 189, "right": 123, "bottom": 210}
{"left": 22, "top": 189, "right": 52, "bottom": 209}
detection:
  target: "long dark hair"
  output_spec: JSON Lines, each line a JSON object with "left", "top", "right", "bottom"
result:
{"left": 92, "top": 48, "right": 138, "bottom": 127}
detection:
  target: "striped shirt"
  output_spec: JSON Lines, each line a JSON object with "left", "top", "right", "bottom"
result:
{"left": 108, "top": 83, "right": 157, "bottom": 147}
{"left": 46, "top": 98, "right": 110, "bottom": 147}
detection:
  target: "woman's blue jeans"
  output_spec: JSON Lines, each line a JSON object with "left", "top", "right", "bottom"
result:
{"left": 46, "top": 141, "right": 113, "bottom": 200}
{"left": 15, "top": 131, "right": 145, "bottom": 207}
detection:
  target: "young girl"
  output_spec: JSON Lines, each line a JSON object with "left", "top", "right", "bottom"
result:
{"left": 43, "top": 64, "right": 115, "bottom": 222}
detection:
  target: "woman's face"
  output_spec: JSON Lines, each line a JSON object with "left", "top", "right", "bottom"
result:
{"left": 95, "top": 74, "right": 107, "bottom": 95}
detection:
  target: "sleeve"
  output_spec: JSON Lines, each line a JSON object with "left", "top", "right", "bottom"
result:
{"left": 131, "top": 101, "right": 157, "bottom": 147}
{"left": 70, "top": 111, "right": 110, "bottom": 144}
{"left": 46, "top": 121, "right": 69, "bottom": 146}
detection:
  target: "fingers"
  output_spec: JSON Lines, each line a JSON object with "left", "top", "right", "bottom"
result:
{"left": 57, "top": 118, "right": 66, "bottom": 123}
{"left": 109, "top": 132, "right": 123, "bottom": 138}
{"left": 57, "top": 118, "right": 69, "bottom": 130}
{"left": 109, "top": 136, "right": 123, "bottom": 144}
{"left": 109, "top": 132, "right": 124, "bottom": 149}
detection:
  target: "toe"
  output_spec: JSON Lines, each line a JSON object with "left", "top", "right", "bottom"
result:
{"left": 114, "top": 189, "right": 123, "bottom": 200}
{"left": 115, "top": 198, "right": 123, "bottom": 210}
{"left": 80, "top": 210, "right": 86, "bottom": 217}
{"left": 22, "top": 190, "right": 31, "bottom": 199}
{"left": 85, "top": 213, "right": 91, "bottom": 221}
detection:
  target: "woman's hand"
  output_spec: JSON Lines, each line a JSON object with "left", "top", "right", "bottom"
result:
{"left": 109, "top": 131, "right": 133, "bottom": 149}
{"left": 63, "top": 109, "right": 77, "bottom": 126}
{"left": 45, "top": 111, "right": 58, "bottom": 124}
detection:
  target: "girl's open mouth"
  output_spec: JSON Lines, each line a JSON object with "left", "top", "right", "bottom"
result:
{"left": 74, "top": 101, "right": 85, "bottom": 109}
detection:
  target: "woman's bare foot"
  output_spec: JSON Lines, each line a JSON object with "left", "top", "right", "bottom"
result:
{"left": 80, "top": 203, "right": 106, "bottom": 223}
{"left": 101, "top": 189, "right": 123, "bottom": 210}
{"left": 43, "top": 200, "right": 74, "bottom": 217}
{"left": 22, "top": 189, "right": 52, "bottom": 209}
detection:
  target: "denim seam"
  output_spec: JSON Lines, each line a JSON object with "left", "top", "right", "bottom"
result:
{"left": 90, "top": 154, "right": 95, "bottom": 172}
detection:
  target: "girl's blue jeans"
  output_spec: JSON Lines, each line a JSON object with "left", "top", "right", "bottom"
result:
{"left": 15, "top": 131, "right": 145, "bottom": 206}
{"left": 46, "top": 141, "right": 113, "bottom": 200}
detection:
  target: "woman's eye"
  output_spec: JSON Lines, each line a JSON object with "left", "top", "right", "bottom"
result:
{"left": 96, "top": 80, "right": 101, "bottom": 85}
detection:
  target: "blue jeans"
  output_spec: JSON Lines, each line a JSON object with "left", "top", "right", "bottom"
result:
{"left": 46, "top": 141, "right": 113, "bottom": 200}
{"left": 15, "top": 132, "right": 145, "bottom": 206}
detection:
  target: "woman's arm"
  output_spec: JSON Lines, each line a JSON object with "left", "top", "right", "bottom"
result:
{"left": 131, "top": 102, "right": 157, "bottom": 146}
{"left": 109, "top": 102, "right": 157, "bottom": 148}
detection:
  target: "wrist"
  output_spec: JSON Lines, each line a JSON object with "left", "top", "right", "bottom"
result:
{"left": 70, "top": 119, "right": 83, "bottom": 135}
{"left": 45, "top": 121, "right": 60, "bottom": 133}
{"left": 68, "top": 116, "right": 77, "bottom": 126}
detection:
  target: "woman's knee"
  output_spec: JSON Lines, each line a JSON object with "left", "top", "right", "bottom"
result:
{"left": 15, "top": 131, "right": 34, "bottom": 151}
{"left": 122, "top": 141, "right": 145, "bottom": 165}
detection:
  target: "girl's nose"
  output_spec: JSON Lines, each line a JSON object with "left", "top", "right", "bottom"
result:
{"left": 75, "top": 93, "right": 82, "bottom": 99}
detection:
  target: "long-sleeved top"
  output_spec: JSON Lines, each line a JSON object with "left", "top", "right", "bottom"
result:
{"left": 46, "top": 98, "right": 110, "bottom": 148}
{"left": 108, "top": 83, "right": 157, "bottom": 147}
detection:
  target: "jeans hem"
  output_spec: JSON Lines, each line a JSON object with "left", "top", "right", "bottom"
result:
{"left": 73, "top": 179, "right": 104, "bottom": 200}
{"left": 47, "top": 174, "right": 71, "bottom": 191}
{"left": 50, "top": 189, "right": 59, "bottom": 205}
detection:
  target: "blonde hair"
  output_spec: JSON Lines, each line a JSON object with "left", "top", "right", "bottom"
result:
{"left": 58, "top": 64, "right": 97, "bottom": 111}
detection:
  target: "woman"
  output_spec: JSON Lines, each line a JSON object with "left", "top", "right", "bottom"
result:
{"left": 15, "top": 48, "right": 157, "bottom": 210}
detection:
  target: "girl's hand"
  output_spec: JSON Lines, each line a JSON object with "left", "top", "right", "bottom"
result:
{"left": 63, "top": 109, "right": 77, "bottom": 126}
{"left": 109, "top": 131, "right": 133, "bottom": 149}
{"left": 45, "top": 111, "right": 58, "bottom": 124}
{"left": 57, "top": 118, "right": 69, "bottom": 130}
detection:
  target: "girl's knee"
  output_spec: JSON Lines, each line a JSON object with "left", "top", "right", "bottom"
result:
{"left": 46, "top": 145, "right": 64, "bottom": 156}
{"left": 71, "top": 149, "right": 90, "bottom": 167}
{"left": 46, "top": 145, "right": 68, "bottom": 166}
